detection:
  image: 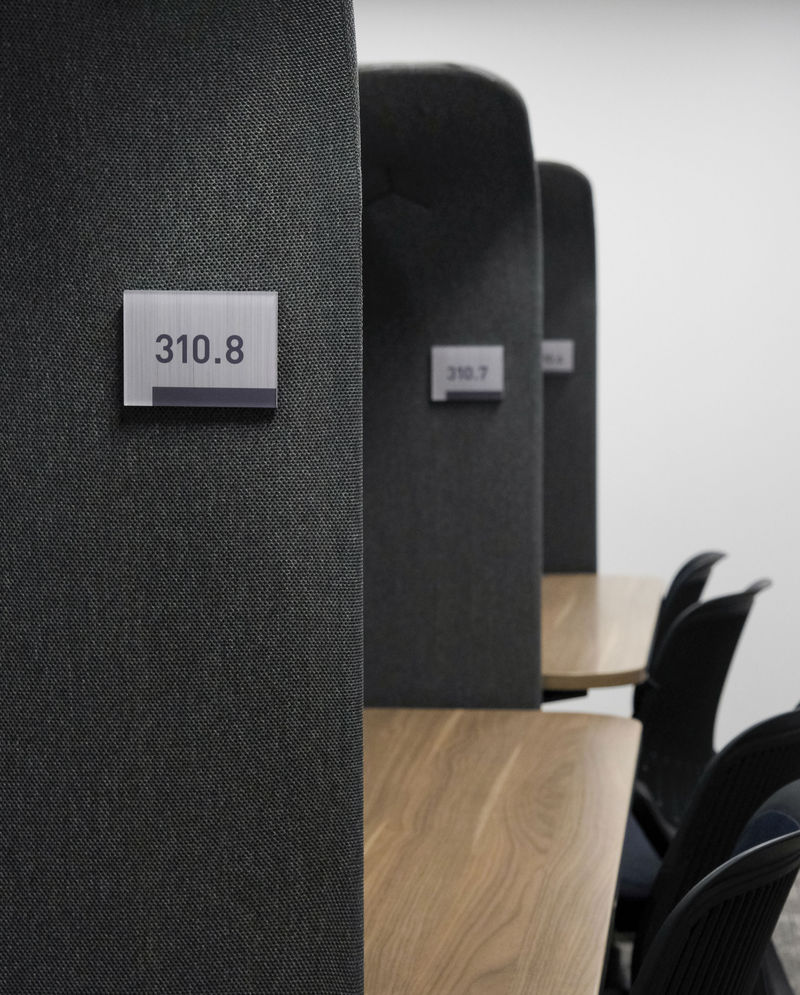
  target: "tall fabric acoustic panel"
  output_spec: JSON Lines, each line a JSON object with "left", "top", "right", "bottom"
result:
{"left": 540, "top": 162, "right": 597, "bottom": 573}
{"left": 361, "top": 65, "right": 543, "bottom": 708}
{"left": 1, "top": 3, "right": 363, "bottom": 992}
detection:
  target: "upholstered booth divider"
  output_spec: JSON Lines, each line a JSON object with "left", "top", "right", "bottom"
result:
{"left": 1, "top": 3, "right": 363, "bottom": 991}
{"left": 361, "top": 65, "right": 543, "bottom": 708}
{"left": 539, "top": 162, "right": 597, "bottom": 573}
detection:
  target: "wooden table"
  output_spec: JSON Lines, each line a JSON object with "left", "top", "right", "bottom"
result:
{"left": 365, "top": 708, "right": 641, "bottom": 994}
{"left": 542, "top": 574, "right": 663, "bottom": 691}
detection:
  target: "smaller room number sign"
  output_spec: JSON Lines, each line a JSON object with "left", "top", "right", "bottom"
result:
{"left": 431, "top": 345, "right": 504, "bottom": 402}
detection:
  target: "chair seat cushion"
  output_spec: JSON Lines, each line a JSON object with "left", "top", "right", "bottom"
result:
{"left": 615, "top": 813, "right": 663, "bottom": 932}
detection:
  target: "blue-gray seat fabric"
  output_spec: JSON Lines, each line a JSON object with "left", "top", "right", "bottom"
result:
{"left": 361, "top": 64, "right": 543, "bottom": 707}
{"left": 619, "top": 813, "right": 663, "bottom": 902}
{"left": 1, "top": 3, "right": 363, "bottom": 992}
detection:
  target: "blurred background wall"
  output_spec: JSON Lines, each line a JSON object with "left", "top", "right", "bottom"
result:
{"left": 354, "top": 0, "right": 800, "bottom": 743}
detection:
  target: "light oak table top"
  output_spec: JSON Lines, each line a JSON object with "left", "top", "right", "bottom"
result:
{"left": 364, "top": 708, "right": 641, "bottom": 995}
{"left": 542, "top": 574, "right": 663, "bottom": 691}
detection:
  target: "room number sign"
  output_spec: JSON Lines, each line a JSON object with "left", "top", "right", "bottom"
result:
{"left": 541, "top": 339, "right": 575, "bottom": 374}
{"left": 430, "top": 345, "right": 504, "bottom": 402}
{"left": 123, "top": 290, "right": 278, "bottom": 407}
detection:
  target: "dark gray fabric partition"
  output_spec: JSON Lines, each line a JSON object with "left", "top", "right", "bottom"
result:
{"left": 1, "top": 3, "right": 363, "bottom": 992}
{"left": 540, "top": 162, "right": 597, "bottom": 573}
{"left": 361, "top": 65, "right": 543, "bottom": 708}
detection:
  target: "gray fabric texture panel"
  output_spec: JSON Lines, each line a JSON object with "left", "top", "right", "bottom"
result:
{"left": 361, "top": 65, "right": 542, "bottom": 708}
{"left": 0, "top": 3, "right": 363, "bottom": 992}
{"left": 540, "top": 162, "right": 597, "bottom": 573}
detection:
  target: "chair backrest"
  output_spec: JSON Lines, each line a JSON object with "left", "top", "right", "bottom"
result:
{"left": 1, "top": 4, "right": 363, "bottom": 991}
{"left": 635, "top": 709, "right": 800, "bottom": 970}
{"left": 634, "top": 579, "right": 770, "bottom": 828}
{"left": 360, "top": 64, "right": 543, "bottom": 707}
{"left": 644, "top": 551, "right": 726, "bottom": 670}
{"left": 631, "top": 824, "right": 800, "bottom": 995}
{"left": 539, "top": 162, "right": 597, "bottom": 573}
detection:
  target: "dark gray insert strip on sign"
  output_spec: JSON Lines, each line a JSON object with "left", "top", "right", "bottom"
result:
{"left": 445, "top": 391, "right": 503, "bottom": 402}
{"left": 152, "top": 387, "right": 277, "bottom": 408}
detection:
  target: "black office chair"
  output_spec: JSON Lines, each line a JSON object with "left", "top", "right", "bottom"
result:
{"left": 623, "top": 816, "right": 800, "bottom": 995}
{"left": 642, "top": 550, "right": 726, "bottom": 672}
{"left": 360, "top": 65, "right": 544, "bottom": 708}
{"left": 740, "top": 782, "right": 800, "bottom": 995}
{"left": 634, "top": 579, "right": 771, "bottom": 837}
{"left": 2, "top": 3, "right": 363, "bottom": 991}
{"left": 625, "top": 710, "right": 800, "bottom": 980}
{"left": 614, "top": 710, "right": 800, "bottom": 995}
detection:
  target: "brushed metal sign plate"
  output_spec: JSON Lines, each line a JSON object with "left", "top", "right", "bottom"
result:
{"left": 542, "top": 339, "right": 575, "bottom": 374}
{"left": 430, "top": 345, "right": 504, "bottom": 402}
{"left": 123, "top": 290, "right": 278, "bottom": 407}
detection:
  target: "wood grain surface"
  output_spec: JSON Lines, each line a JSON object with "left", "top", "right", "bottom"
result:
{"left": 542, "top": 574, "right": 663, "bottom": 690}
{"left": 365, "top": 708, "right": 641, "bottom": 994}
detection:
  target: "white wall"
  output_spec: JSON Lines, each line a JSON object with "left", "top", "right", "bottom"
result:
{"left": 354, "top": 0, "right": 800, "bottom": 744}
